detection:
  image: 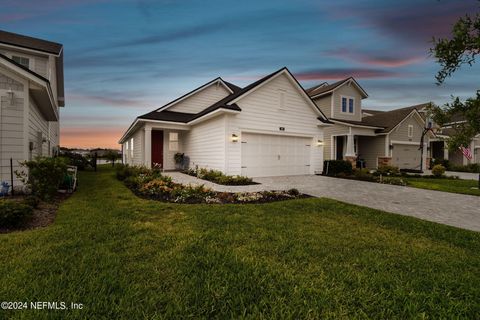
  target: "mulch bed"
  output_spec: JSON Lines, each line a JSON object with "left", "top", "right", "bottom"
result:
{"left": 0, "top": 193, "right": 70, "bottom": 234}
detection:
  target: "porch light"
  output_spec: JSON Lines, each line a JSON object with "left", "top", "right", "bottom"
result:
{"left": 231, "top": 134, "right": 239, "bottom": 143}
{"left": 317, "top": 140, "right": 324, "bottom": 146}
{"left": 389, "top": 144, "right": 394, "bottom": 150}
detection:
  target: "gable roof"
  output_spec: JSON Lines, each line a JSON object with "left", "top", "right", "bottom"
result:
{"left": 362, "top": 109, "right": 385, "bottom": 115}
{"left": 120, "top": 67, "right": 331, "bottom": 143}
{"left": 0, "top": 30, "right": 65, "bottom": 107}
{"left": 156, "top": 77, "right": 238, "bottom": 112}
{"left": 0, "top": 30, "right": 62, "bottom": 55}
{"left": 361, "top": 103, "right": 428, "bottom": 133}
{"left": 305, "top": 82, "right": 328, "bottom": 95}
{"left": 307, "top": 77, "right": 368, "bottom": 99}
{"left": 0, "top": 52, "right": 50, "bottom": 83}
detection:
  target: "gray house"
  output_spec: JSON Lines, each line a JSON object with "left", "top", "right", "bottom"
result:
{"left": 307, "top": 78, "right": 432, "bottom": 170}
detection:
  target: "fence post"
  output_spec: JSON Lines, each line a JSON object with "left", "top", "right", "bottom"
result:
{"left": 10, "top": 158, "right": 14, "bottom": 196}
{"left": 94, "top": 152, "right": 98, "bottom": 172}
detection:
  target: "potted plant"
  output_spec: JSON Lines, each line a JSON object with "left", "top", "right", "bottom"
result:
{"left": 174, "top": 153, "right": 185, "bottom": 170}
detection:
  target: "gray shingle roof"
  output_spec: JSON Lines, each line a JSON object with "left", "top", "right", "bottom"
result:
{"left": 0, "top": 30, "right": 62, "bottom": 54}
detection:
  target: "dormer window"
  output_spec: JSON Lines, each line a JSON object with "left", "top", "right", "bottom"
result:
{"left": 341, "top": 96, "right": 355, "bottom": 114}
{"left": 12, "top": 55, "right": 29, "bottom": 68}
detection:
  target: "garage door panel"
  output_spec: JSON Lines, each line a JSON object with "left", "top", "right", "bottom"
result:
{"left": 392, "top": 144, "right": 421, "bottom": 169}
{"left": 241, "top": 133, "right": 311, "bottom": 177}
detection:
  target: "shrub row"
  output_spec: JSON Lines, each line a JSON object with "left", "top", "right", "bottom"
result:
{"left": 184, "top": 167, "right": 255, "bottom": 185}
{"left": 0, "top": 199, "right": 34, "bottom": 228}
{"left": 116, "top": 164, "right": 302, "bottom": 204}
{"left": 431, "top": 158, "right": 480, "bottom": 173}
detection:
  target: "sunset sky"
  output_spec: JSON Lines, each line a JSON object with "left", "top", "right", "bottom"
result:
{"left": 2, "top": 0, "right": 479, "bottom": 149}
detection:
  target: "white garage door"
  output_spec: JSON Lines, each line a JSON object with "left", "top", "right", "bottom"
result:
{"left": 241, "top": 133, "right": 312, "bottom": 177}
{"left": 392, "top": 143, "right": 421, "bottom": 169}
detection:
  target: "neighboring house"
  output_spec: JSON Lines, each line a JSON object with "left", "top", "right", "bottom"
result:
{"left": 425, "top": 112, "right": 480, "bottom": 165}
{"left": 0, "top": 30, "right": 64, "bottom": 186}
{"left": 307, "top": 78, "right": 431, "bottom": 170}
{"left": 119, "top": 68, "right": 330, "bottom": 177}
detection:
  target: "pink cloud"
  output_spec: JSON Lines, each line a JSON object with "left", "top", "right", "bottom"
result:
{"left": 294, "top": 68, "right": 409, "bottom": 81}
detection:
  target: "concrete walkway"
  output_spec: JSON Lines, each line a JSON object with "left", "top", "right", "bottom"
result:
{"left": 164, "top": 172, "right": 480, "bottom": 232}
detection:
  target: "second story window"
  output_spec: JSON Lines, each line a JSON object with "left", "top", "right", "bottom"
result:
{"left": 341, "top": 97, "right": 355, "bottom": 114}
{"left": 12, "top": 55, "right": 30, "bottom": 68}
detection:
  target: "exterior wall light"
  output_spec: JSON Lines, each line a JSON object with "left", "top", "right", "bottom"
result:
{"left": 317, "top": 140, "right": 324, "bottom": 146}
{"left": 231, "top": 134, "right": 239, "bottom": 142}
{"left": 389, "top": 144, "right": 394, "bottom": 150}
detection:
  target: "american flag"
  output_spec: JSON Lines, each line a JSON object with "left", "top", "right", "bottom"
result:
{"left": 459, "top": 145, "right": 473, "bottom": 160}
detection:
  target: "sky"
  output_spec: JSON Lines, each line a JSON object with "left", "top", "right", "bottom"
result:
{"left": 2, "top": 0, "right": 479, "bottom": 149}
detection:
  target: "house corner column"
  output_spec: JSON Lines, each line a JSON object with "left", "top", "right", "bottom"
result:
{"left": 443, "top": 141, "right": 449, "bottom": 160}
{"left": 144, "top": 127, "right": 152, "bottom": 168}
{"left": 344, "top": 133, "right": 356, "bottom": 168}
{"left": 422, "top": 141, "right": 428, "bottom": 171}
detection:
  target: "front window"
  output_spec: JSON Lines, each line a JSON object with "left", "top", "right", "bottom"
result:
{"left": 349, "top": 98, "right": 354, "bottom": 113}
{"left": 408, "top": 125, "right": 413, "bottom": 138}
{"left": 169, "top": 132, "right": 178, "bottom": 151}
{"left": 130, "top": 138, "right": 134, "bottom": 157}
{"left": 12, "top": 55, "right": 30, "bottom": 68}
{"left": 341, "top": 97, "right": 354, "bottom": 113}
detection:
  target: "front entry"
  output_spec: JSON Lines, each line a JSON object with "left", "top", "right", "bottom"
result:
{"left": 151, "top": 130, "right": 164, "bottom": 168}
{"left": 336, "top": 136, "right": 344, "bottom": 160}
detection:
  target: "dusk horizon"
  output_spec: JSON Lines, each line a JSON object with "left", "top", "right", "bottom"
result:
{"left": 3, "top": 0, "right": 479, "bottom": 149}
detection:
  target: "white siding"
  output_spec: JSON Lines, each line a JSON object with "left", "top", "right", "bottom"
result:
{"left": 167, "top": 83, "right": 231, "bottom": 113}
{"left": 131, "top": 129, "right": 144, "bottom": 166}
{"left": 183, "top": 115, "right": 226, "bottom": 171}
{"left": 28, "top": 99, "right": 50, "bottom": 158}
{"left": 162, "top": 130, "right": 185, "bottom": 170}
{"left": 226, "top": 73, "right": 324, "bottom": 175}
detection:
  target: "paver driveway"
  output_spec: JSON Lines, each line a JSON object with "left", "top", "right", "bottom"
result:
{"left": 255, "top": 175, "right": 480, "bottom": 232}
{"left": 166, "top": 172, "right": 480, "bottom": 232}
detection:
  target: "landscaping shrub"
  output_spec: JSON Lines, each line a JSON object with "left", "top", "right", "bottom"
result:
{"left": 375, "top": 165, "right": 400, "bottom": 176}
{"left": 23, "top": 195, "right": 40, "bottom": 209}
{"left": 116, "top": 164, "right": 151, "bottom": 181}
{"left": 450, "top": 163, "right": 480, "bottom": 173}
{"left": 171, "top": 184, "right": 215, "bottom": 203}
{"left": 184, "top": 167, "right": 255, "bottom": 185}
{"left": 353, "top": 168, "right": 377, "bottom": 182}
{"left": 322, "top": 160, "right": 353, "bottom": 176}
{"left": 432, "top": 164, "right": 446, "bottom": 177}
{"left": 60, "top": 152, "right": 90, "bottom": 170}
{"left": 381, "top": 177, "right": 407, "bottom": 186}
{"left": 16, "top": 157, "right": 68, "bottom": 201}
{"left": 287, "top": 188, "right": 300, "bottom": 196}
{"left": 431, "top": 158, "right": 451, "bottom": 170}
{"left": 0, "top": 199, "right": 33, "bottom": 227}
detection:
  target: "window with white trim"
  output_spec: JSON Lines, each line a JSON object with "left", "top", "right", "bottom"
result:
{"left": 169, "top": 132, "right": 178, "bottom": 151}
{"left": 408, "top": 125, "right": 413, "bottom": 138}
{"left": 12, "top": 55, "right": 30, "bottom": 68}
{"left": 341, "top": 96, "right": 355, "bottom": 114}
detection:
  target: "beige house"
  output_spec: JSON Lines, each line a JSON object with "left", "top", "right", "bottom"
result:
{"left": 0, "top": 30, "right": 64, "bottom": 186}
{"left": 307, "top": 78, "right": 432, "bottom": 170}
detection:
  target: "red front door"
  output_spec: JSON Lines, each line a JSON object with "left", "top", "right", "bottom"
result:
{"left": 151, "top": 130, "right": 163, "bottom": 168}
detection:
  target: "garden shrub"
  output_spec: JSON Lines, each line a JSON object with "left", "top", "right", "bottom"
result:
{"left": 432, "top": 164, "right": 446, "bottom": 177}
{"left": 16, "top": 157, "right": 68, "bottom": 201}
{"left": 353, "top": 168, "right": 377, "bottom": 182}
{"left": 0, "top": 199, "right": 33, "bottom": 227}
{"left": 60, "top": 152, "right": 90, "bottom": 170}
{"left": 450, "top": 163, "right": 480, "bottom": 173}
{"left": 184, "top": 167, "right": 255, "bottom": 185}
{"left": 381, "top": 177, "right": 407, "bottom": 186}
{"left": 375, "top": 165, "right": 400, "bottom": 176}
{"left": 171, "top": 184, "right": 214, "bottom": 203}
{"left": 322, "top": 160, "right": 353, "bottom": 176}
{"left": 431, "top": 158, "right": 451, "bottom": 170}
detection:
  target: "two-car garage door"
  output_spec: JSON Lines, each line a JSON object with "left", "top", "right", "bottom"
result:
{"left": 241, "top": 133, "right": 311, "bottom": 177}
{"left": 392, "top": 143, "right": 421, "bottom": 170}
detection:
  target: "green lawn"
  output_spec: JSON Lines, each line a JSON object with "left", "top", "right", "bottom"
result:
{"left": 405, "top": 177, "right": 480, "bottom": 196}
{"left": 1, "top": 167, "right": 479, "bottom": 319}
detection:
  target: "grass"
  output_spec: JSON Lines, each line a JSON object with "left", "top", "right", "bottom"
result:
{"left": 0, "top": 166, "right": 479, "bottom": 319}
{"left": 405, "top": 176, "right": 480, "bottom": 196}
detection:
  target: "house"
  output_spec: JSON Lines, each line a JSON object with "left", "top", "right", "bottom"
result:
{"left": 0, "top": 30, "right": 64, "bottom": 186}
{"left": 119, "top": 67, "right": 330, "bottom": 177}
{"left": 425, "top": 112, "right": 480, "bottom": 165}
{"left": 307, "top": 78, "right": 431, "bottom": 170}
